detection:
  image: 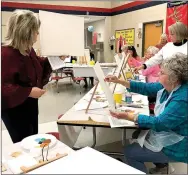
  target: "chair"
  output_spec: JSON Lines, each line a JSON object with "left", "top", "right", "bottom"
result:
{"left": 46, "top": 114, "right": 64, "bottom": 140}
{"left": 73, "top": 77, "right": 85, "bottom": 95}
{"left": 50, "top": 69, "right": 73, "bottom": 93}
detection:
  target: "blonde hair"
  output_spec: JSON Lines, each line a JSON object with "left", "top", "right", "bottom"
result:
{"left": 121, "top": 44, "right": 128, "bottom": 51}
{"left": 168, "top": 22, "right": 188, "bottom": 41}
{"left": 5, "top": 10, "right": 40, "bottom": 56}
{"left": 147, "top": 46, "right": 159, "bottom": 55}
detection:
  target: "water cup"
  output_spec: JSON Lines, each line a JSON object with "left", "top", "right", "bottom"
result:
{"left": 113, "top": 93, "right": 123, "bottom": 104}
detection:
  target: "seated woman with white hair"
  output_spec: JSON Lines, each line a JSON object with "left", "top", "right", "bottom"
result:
{"left": 155, "top": 33, "right": 168, "bottom": 50}
{"left": 142, "top": 46, "right": 160, "bottom": 83}
{"left": 105, "top": 52, "right": 188, "bottom": 173}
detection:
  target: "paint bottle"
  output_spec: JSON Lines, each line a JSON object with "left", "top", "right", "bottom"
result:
{"left": 125, "top": 92, "right": 132, "bottom": 104}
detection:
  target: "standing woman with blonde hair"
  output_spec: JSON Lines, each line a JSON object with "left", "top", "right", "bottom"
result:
{"left": 135, "top": 22, "right": 188, "bottom": 73}
{"left": 155, "top": 33, "right": 168, "bottom": 50}
{"left": 1, "top": 10, "right": 65, "bottom": 143}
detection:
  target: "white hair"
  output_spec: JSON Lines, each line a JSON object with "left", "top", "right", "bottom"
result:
{"left": 147, "top": 46, "right": 159, "bottom": 55}
{"left": 121, "top": 44, "right": 128, "bottom": 51}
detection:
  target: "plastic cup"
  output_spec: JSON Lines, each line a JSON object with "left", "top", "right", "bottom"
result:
{"left": 72, "top": 60, "right": 76, "bottom": 64}
{"left": 113, "top": 93, "right": 122, "bottom": 104}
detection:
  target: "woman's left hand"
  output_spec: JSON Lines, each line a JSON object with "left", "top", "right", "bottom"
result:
{"left": 110, "top": 110, "right": 134, "bottom": 122}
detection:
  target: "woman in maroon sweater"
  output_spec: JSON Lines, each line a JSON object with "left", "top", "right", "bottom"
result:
{"left": 2, "top": 10, "right": 64, "bottom": 143}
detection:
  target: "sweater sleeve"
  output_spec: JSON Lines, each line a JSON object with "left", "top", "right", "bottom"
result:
{"left": 2, "top": 50, "right": 32, "bottom": 109}
{"left": 128, "top": 81, "right": 163, "bottom": 97}
{"left": 138, "top": 99, "right": 188, "bottom": 132}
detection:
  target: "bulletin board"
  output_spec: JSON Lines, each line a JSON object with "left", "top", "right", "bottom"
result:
{"left": 115, "top": 28, "right": 135, "bottom": 52}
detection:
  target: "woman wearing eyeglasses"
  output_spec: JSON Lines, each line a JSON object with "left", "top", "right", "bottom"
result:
{"left": 135, "top": 22, "right": 188, "bottom": 73}
{"left": 105, "top": 53, "right": 188, "bottom": 173}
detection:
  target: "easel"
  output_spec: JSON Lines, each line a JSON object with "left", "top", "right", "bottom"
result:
{"left": 78, "top": 56, "right": 87, "bottom": 65}
{"left": 20, "top": 153, "right": 68, "bottom": 174}
{"left": 85, "top": 54, "right": 134, "bottom": 114}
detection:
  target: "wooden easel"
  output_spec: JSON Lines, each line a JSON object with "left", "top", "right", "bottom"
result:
{"left": 85, "top": 54, "right": 136, "bottom": 114}
{"left": 20, "top": 153, "right": 68, "bottom": 174}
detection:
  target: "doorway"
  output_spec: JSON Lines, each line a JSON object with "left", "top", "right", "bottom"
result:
{"left": 142, "top": 20, "right": 163, "bottom": 56}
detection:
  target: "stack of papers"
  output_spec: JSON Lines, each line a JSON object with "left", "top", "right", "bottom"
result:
{"left": 7, "top": 155, "right": 37, "bottom": 174}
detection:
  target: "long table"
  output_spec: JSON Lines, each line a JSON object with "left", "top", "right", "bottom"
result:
{"left": 2, "top": 142, "right": 144, "bottom": 174}
{"left": 57, "top": 76, "right": 149, "bottom": 152}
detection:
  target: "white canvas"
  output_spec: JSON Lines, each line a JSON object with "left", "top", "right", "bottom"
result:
{"left": 93, "top": 62, "right": 115, "bottom": 110}
{"left": 39, "top": 10, "right": 84, "bottom": 56}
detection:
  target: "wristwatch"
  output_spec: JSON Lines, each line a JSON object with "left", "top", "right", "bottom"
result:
{"left": 134, "top": 113, "right": 139, "bottom": 125}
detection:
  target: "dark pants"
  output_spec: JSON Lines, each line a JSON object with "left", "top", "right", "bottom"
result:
{"left": 2, "top": 98, "right": 38, "bottom": 143}
{"left": 124, "top": 143, "right": 171, "bottom": 173}
{"left": 84, "top": 77, "right": 94, "bottom": 87}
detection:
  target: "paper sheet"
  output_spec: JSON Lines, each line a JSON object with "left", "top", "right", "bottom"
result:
{"left": 74, "top": 101, "right": 108, "bottom": 111}
{"left": 39, "top": 10, "right": 84, "bottom": 56}
{"left": 93, "top": 62, "right": 115, "bottom": 110}
{"left": 7, "top": 155, "right": 37, "bottom": 174}
{"left": 108, "top": 107, "right": 138, "bottom": 128}
{"left": 48, "top": 56, "right": 66, "bottom": 70}
{"left": 28, "top": 147, "right": 144, "bottom": 174}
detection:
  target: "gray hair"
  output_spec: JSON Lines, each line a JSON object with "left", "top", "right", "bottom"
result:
{"left": 5, "top": 10, "right": 40, "bottom": 56}
{"left": 168, "top": 22, "right": 188, "bottom": 41}
{"left": 162, "top": 53, "right": 188, "bottom": 84}
{"left": 121, "top": 44, "right": 128, "bottom": 51}
{"left": 147, "top": 46, "right": 159, "bottom": 55}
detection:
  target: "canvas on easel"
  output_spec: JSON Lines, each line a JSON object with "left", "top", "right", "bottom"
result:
{"left": 85, "top": 62, "right": 116, "bottom": 113}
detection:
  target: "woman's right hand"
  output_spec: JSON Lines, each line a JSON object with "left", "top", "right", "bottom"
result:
{"left": 134, "top": 65, "right": 144, "bottom": 74}
{"left": 29, "top": 87, "right": 46, "bottom": 98}
{"left": 104, "top": 75, "right": 119, "bottom": 83}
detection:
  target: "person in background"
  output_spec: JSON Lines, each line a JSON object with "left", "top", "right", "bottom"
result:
{"left": 118, "top": 44, "right": 128, "bottom": 58}
{"left": 1, "top": 10, "right": 66, "bottom": 143}
{"left": 155, "top": 33, "right": 168, "bottom": 50}
{"left": 83, "top": 46, "right": 95, "bottom": 88}
{"left": 105, "top": 53, "right": 188, "bottom": 174}
{"left": 142, "top": 46, "right": 160, "bottom": 83}
{"left": 135, "top": 22, "right": 188, "bottom": 73}
{"left": 127, "top": 46, "right": 142, "bottom": 68}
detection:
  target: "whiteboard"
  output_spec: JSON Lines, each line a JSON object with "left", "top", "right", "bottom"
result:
{"left": 39, "top": 10, "right": 84, "bottom": 56}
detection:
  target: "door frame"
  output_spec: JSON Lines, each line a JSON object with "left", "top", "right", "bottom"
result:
{"left": 142, "top": 20, "right": 163, "bottom": 56}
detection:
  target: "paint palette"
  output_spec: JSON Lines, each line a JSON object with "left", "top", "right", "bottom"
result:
{"left": 21, "top": 134, "right": 57, "bottom": 151}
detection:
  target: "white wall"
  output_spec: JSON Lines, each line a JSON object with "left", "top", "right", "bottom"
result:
{"left": 111, "top": 1, "right": 132, "bottom": 8}
{"left": 2, "top": 1, "right": 168, "bottom": 61}
{"left": 4, "top": 0, "right": 112, "bottom": 8}
{"left": 85, "top": 19, "right": 105, "bottom": 42}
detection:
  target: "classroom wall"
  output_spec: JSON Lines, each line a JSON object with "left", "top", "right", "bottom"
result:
{"left": 2, "top": 1, "right": 168, "bottom": 61}
{"left": 3, "top": 0, "right": 112, "bottom": 8}
{"left": 111, "top": 1, "right": 131, "bottom": 8}
{"left": 85, "top": 19, "right": 105, "bottom": 43}
{"left": 111, "top": 3, "right": 167, "bottom": 57}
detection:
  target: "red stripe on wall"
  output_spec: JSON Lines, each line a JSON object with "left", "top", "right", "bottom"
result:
{"left": 1, "top": 2, "right": 112, "bottom": 13}
{"left": 111, "top": 1, "right": 149, "bottom": 12}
